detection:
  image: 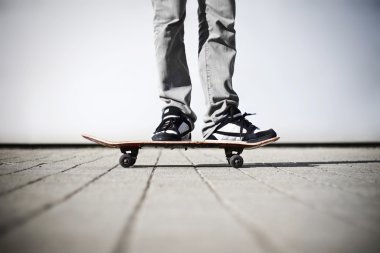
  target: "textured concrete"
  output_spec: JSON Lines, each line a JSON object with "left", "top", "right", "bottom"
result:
{"left": 0, "top": 146, "right": 379, "bottom": 253}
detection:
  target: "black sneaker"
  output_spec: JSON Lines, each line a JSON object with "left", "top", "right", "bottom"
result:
{"left": 206, "top": 107, "right": 277, "bottom": 143}
{"left": 152, "top": 107, "right": 194, "bottom": 141}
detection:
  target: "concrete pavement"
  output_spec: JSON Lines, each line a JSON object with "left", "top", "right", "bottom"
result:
{"left": 0, "top": 146, "right": 379, "bottom": 253}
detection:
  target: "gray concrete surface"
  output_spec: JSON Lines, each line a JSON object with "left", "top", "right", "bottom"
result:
{"left": 0, "top": 146, "right": 379, "bottom": 253}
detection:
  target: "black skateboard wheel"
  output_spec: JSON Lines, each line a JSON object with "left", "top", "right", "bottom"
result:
{"left": 229, "top": 155, "right": 243, "bottom": 168}
{"left": 119, "top": 154, "right": 136, "bottom": 168}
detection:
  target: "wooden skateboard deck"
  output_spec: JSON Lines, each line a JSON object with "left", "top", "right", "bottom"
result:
{"left": 82, "top": 134, "right": 280, "bottom": 168}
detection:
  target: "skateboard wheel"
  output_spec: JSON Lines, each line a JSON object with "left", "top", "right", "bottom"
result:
{"left": 119, "top": 154, "right": 136, "bottom": 168}
{"left": 229, "top": 155, "right": 243, "bottom": 168}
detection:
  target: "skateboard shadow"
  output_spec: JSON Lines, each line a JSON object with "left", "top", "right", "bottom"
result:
{"left": 132, "top": 160, "right": 380, "bottom": 169}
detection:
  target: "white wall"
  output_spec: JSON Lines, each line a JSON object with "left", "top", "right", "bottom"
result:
{"left": 0, "top": 0, "right": 379, "bottom": 143}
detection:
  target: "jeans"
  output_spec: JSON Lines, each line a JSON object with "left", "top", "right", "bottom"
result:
{"left": 151, "top": 0, "right": 239, "bottom": 138}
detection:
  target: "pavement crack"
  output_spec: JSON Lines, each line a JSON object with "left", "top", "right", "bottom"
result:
{"left": 112, "top": 150, "right": 162, "bottom": 253}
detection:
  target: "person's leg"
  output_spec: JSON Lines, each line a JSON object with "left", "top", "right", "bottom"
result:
{"left": 151, "top": 0, "right": 195, "bottom": 141}
{"left": 198, "top": 0, "right": 277, "bottom": 142}
{"left": 198, "top": 0, "right": 239, "bottom": 138}
{"left": 152, "top": 0, "right": 196, "bottom": 122}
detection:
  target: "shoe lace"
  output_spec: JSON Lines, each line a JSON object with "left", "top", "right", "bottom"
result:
{"left": 155, "top": 117, "right": 178, "bottom": 132}
{"left": 236, "top": 112, "right": 259, "bottom": 138}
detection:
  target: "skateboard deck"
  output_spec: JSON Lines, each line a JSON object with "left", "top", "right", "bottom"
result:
{"left": 82, "top": 134, "right": 280, "bottom": 168}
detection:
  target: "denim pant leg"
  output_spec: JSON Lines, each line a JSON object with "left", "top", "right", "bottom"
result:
{"left": 151, "top": 0, "right": 197, "bottom": 123}
{"left": 198, "top": 0, "right": 239, "bottom": 138}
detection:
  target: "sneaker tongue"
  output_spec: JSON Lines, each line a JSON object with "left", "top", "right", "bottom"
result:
{"left": 232, "top": 112, "right": 242, "bottom": 119}
{"left": 228, "top": 106, "right": 241, "bottom": 117}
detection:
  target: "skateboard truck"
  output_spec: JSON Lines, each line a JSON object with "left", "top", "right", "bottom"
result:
{"left": 120, "top": 146, "right": 245, "bottom": 169}
{"left": 224, "top": 148, "right": 244, "bottom": 168}
{"left": 119, "top": 147, "right": 139, "bottom": 168}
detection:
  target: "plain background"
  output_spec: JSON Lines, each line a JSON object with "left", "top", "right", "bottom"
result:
{"left": 0, "top": 0, "right": 379, "bottom": 143}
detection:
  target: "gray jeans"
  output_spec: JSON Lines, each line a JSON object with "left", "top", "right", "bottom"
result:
{"left": 152, "top": 0, "right": 239, "bottom": 138}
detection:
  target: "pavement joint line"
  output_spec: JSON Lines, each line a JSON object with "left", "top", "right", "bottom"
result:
{"left": 0, "top": 154, "right": 78, "bottom": 176}
{"left": 0, "top": 150, "right": 72, "bottom": 164}
{"left": 112, "top": 150, "right": 162, "bottom": 253}
{"left": 196, "top": 150, "right": 380, "bottom": 235}
{"left": 0, "top": 148, "right": 99, "bottom": 167}
{"left": 202, "top": 151, "right": 375, "bottom": 191}
{"left": 237, "top": 167, "right": 380, "bottom": 235}
{"left": 6, "top": 155, "right": 51, "bottom": 164}
{"left": 0, "top": 163, "right": 47, "bottom": 177}
{"left": 0, "top": 156, "right": 105, "bottom": 198}
{"left": 0, "top": 156, "right": 19, "bottom": 162}
{"left": 0, "top": 154, "right": 51, "bottom": 164}
{"left": 275, "top": 167, "right": 369, "bottom": 197}
{"left": 180, "top": 150, "right": 283, "bottom": 253}
{"left": 315, "top": 166, "right": 380, "bottom": 184}
{"left": 0, "top": 150, "right": 90, "bottom": 176}
{"left": 0, "top": 163, "right": 119, "bottom": 237}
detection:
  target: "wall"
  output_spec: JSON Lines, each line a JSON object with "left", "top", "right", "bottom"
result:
{"left": 0, "top": 0, "right": 379, "bottom": 143}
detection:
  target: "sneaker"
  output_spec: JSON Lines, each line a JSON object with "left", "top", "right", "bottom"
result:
{"left": 152, "top": 107, "right": 194, "bottom": 141}
{"left": 206, "top": 107, "right": 277, "bottom": 143}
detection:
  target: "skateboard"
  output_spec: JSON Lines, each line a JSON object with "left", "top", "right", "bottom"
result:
{"left": 82, "top": 134, "right": 280, "bottom": 168}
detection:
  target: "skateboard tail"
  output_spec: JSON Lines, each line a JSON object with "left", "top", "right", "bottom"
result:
{"left": 81, "top": 134, "right": 120, "bottom": 148}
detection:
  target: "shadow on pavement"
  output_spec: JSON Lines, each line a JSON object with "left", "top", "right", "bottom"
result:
{"left": 132, "top": 160, "right": 380, "bottom": 168}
